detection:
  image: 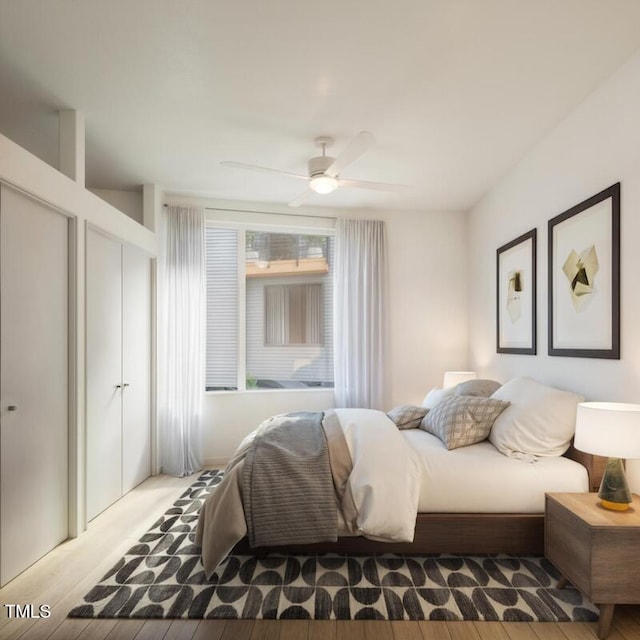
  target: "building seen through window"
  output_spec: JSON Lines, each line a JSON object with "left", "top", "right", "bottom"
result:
{"left": 205, "top": 228, "right": 334, "bottom": 391}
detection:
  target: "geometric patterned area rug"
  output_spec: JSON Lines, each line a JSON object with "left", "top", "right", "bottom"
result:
{"left": 68, "top": 470, "right": 599, "bottom": 622}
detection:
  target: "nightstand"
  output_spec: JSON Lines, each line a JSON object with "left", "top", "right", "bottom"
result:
{"left": 545, "top": 493, "right": 640, "bottom": 639}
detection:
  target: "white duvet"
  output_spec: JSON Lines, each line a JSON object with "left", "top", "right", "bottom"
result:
{"left": 336, "top": 409, "right": 588, "bottom": 523}
{"left": 335, "top": 408, "right": 421, "bottom": 542}
{"left": 401, "top": 427, "right": 589, "bottom": 513}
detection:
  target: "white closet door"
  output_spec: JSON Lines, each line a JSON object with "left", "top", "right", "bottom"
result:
{"left": 0, "top": 186, "right": 68, "bottom": 585}
{"left": 122, "top": 244, "right": 151, "bottom": 493}
{"left": 86, "top": 228, "right": 123, "bottom": 520}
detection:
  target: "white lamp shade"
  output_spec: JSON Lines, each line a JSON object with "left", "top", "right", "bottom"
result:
{"left": 442, "top": 371, "right": 477, "bottom": 389}
{"left": 574, "top": 402, "right": 640, "bottom": 459}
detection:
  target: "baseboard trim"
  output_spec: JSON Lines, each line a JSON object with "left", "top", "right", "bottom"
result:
{"left": 204, "top": 457, "right": 229, "bottom": 469}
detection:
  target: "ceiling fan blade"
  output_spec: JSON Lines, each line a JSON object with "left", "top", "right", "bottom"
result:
{"left": 220, "top": 161, "right": 308, "bottom": 180}
{"left": 288, "top": 188, "right": 315, "bottom": 208}
{"left": 339, "top": 178, "right": 408, "bottom": 192}
{"left": 325, "top": 131, "right": 375, "bottom": 177}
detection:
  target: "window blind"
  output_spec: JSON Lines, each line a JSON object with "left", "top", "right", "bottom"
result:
{"left": 205, "top": 227, "right": 238, "bottom": 390}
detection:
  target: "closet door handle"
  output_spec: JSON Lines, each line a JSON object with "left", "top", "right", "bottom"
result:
{"left": 7, "top": 405, "right": 17, "bottom": 412}
{"left": 122, "top": 383, "right": 130, "bottom": 388}
{"left": 115, "top": 384, "right": 122, "bottom": 389}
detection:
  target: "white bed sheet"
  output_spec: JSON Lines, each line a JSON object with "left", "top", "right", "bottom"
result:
{"left": 401, "top": 428, "right": 589, "bottom": 513}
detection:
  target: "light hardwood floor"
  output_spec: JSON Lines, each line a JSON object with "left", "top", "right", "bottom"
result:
{"left": 1, "top": 473, "right": 639, "bottom": 640}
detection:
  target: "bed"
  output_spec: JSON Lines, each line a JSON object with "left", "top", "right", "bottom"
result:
{"left": 197, "top": 376, "right": 605, "bottom": 576}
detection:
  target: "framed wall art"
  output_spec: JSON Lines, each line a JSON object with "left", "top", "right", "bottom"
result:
{"left": 548, "top": 182, "right": 620, "bottom": 359}
{"left": 497, "top": 228, "right": 537, "bottom": 355}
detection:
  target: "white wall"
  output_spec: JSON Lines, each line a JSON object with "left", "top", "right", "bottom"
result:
{"left": 202, "top": 389, "right": 336, "bottom": 466}
{"left": 358, "top": 207, "right": 470, "bottom": 408}
{"left": 91, "top": 188, "right": 143, "bottom": 224}
{"left": 468, "top": 50, "right": 640, "bottom": 402}
{"left": 167, "top": 196, "right": 469, "bottom": 463}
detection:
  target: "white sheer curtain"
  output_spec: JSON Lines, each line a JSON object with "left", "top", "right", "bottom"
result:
{"left": 333, "top": 219, "right": 386, "bottom": 408}
{"left": 158, "top": 205, "right": 205, "bottom": 476}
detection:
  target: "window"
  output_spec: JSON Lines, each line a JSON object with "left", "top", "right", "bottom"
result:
{"left": 264, "top": 283, "right": 323, "bottom": 346}
{"left": 205, "top": 227, "right": 334, "bottom": 391}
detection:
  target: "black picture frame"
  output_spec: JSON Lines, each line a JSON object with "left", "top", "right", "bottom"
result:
{"left": 496, "top": 228, "right": 537, "bottom": 355}
{"left": 548, "top": 183, "right": 620, "bottom": 359}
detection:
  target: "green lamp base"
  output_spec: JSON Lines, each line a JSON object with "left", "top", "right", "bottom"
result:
{"left": 598, "top": 457, "right": 632, "bottom": 511}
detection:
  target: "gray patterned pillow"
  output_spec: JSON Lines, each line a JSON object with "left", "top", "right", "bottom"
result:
{"left": 454, "top": 379, "right": 502, "bottom": 397}
{"left": 387, "top": 405, "right": 429, "bottom": 430}
{"left": 420, "top": 395, "right": 510, "bottom": 449}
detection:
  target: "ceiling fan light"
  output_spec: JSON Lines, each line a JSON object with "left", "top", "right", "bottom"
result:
{"left": 309, "top": 175, "right": 338, "bottom": 194}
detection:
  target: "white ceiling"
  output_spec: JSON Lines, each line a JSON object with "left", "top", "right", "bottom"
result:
{"left": 1, "top": 0, "right": 640, "bottom": 211}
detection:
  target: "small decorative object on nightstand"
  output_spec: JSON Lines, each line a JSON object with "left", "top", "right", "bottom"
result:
{"left": 574, "top": 402, "right": 640, "bottom": 510}
{"left": 545, "top": 493, "right": 640, "bottom": 639}
{"left": 442, "top": 371, "right": 476, "bottom": 389}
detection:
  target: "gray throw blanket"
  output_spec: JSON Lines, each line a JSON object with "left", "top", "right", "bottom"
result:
{"left": 195, "top": 409, "right": 355, "bottom": 577}
{"left": 243, "top": 411, "right": 336, "bottom": 547}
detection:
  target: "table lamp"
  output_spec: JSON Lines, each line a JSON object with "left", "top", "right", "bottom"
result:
{"left": 443, "top": 371, "right": 477, "bottom": 389}
{"left": 574, "top": 402, "right": 640, "bottom": 511}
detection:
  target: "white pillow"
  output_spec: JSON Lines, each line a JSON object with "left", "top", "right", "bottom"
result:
{"left": 422, "top": 386, "right": 455, "bottom": 410}
{"left": 489, "top": 377, "right": 584, "bottom": 459}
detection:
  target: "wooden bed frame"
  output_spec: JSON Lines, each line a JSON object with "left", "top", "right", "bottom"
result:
{"left": 232, "top": 446, "right": 606, "bottom": 557}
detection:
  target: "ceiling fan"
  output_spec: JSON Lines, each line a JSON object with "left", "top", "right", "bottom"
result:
{"left": 221, "top": 131, "right": 407, "bottom": 207}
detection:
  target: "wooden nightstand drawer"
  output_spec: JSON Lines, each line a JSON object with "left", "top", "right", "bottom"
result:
{"left": 591, "top": 529, "right": 640, "bottom": 602}
{"left": 545, "top": 495, "right": 592, "bottom": 594}
{"left": 546, "top": 493, "right": 640, "bottom": 603}
{"left": 545, "top": 492, "right": 640, "bottom": 639}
